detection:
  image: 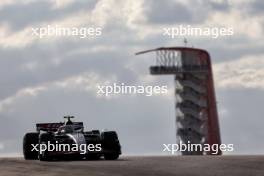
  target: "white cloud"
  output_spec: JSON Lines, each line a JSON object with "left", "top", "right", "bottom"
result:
{"left": 0, "top": 0, "right": 15, "bottom": 8}
{"left": 0, "top": 72, "right": 117, "bottom": 113}
{"left": 0, "top": 25, "right": 35, "bottom": 48}
{"left": 206, "top": 7, "right": 263, "bottom": 39}
{"left": 0, "top": 0, "right": 35, "bottom": 9}
{"left": 0, "top": 0, "right": 149, "bottom": 48}
{"left": 0, "top": 143, "right": 4, "bottom": 150}
{"left": 214, "top": 54, "right": 264, "bottom": 89}
{"left": 20, "top": 61, "right": 39, "bottom": 71}
{"left": 0, "top": 0, "right": 75, "bottom": 10}
{"left": 50, "top": 0, "right": 75, "bottom": 9}
{"left": 0, "top": 86, "right": 47, "bottom": 112}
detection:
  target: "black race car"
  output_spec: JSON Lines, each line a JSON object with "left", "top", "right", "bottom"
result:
{"left": 23, "top": 116, "right": 121, "bottom": 161}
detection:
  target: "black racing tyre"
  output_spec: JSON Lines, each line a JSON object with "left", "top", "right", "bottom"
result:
{"left": 101, "top": 131, "right": 121, "bottom": 160}
{"left": 23, "top": 132, "right": 39, "bottom": 160}
{"left": 38, "top": 133, "right": 53, "bottom": 161}
{"left": 104, "top": 153, "right": 119, "bottom": 160}
{"left": 86, "top": 153, "right": 101, "bottom": 160}
{"left": 101, "top": 131, "right": 119, "bottom": 148}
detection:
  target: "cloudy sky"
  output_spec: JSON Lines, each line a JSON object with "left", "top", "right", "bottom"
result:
{"left": 0, "top": 0, "right": 263, "bottom": 156}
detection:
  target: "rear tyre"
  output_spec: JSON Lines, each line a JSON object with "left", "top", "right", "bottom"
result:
{"left": 23, "top": 132, "right": 39, "bottom": 160}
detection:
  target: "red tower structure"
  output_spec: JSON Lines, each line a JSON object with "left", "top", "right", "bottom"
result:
{"left": 136, "top": 47, "right": 221, "bottom": 155}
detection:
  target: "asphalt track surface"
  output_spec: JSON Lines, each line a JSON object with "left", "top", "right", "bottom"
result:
{"left": 0, "top": 156, "right": 264, "bottom": 176}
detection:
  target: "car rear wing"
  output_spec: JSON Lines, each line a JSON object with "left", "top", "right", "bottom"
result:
{"left": 36, "top": 122, "right": 84, "bottom": 132}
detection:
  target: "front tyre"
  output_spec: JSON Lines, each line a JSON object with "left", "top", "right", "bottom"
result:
{"left": 104, "top": 153, "right": 119, "bottom": 160}
{"left": 86, "top": 153, "right": 101, "bottom": 160}
{"left": 101, "top": 131, "right": 121, "bottom": 160}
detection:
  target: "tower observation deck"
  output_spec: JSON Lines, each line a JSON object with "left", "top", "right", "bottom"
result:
{"left": 136, "top": 47, "right": 221, "bottom": 155}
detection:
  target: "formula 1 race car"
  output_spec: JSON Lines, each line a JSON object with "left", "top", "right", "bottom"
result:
{"left": 23, "top": 116, "right": 121, "bottom": 161}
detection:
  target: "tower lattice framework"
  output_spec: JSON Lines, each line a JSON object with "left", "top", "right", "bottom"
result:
{"left": 136, "top": 47, "right": 221, "bottom": 155}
